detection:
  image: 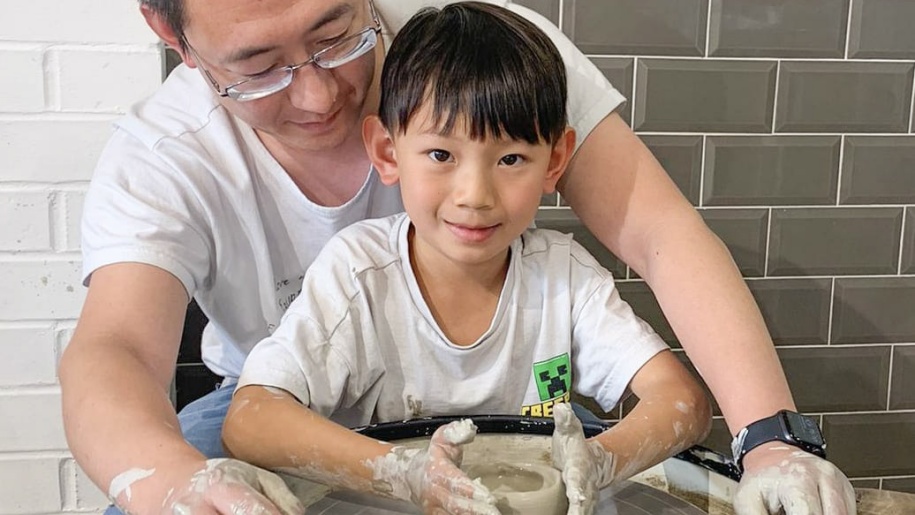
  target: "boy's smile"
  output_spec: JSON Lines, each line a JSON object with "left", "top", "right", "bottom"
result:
{"left": 366, "top": 102, "right": 575, "bottom": 276}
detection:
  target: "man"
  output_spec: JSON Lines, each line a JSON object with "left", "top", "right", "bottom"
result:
{"left": 59, "top": 1, "right": 856, "bottom": 514}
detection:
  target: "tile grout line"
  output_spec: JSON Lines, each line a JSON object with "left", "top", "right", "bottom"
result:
{"left": 908, "top": 67, "right": 915, "bottom": 133}
{"left": 704, "top": 0, "right": 712, "bottom": 57}
{"left": 763, "top": 207, "right": 772, "bottom": 277}
{"left": 699, "top": 135, "right": 707, "bottom": 207}
{"left": 827, "top": 278, "right": 836, "bottom": 344}
{"left": 886, "top": 345, "right": 894, "bottom": 411}
{"left": 836, "top": 135, "right": 846, "bottom": 206}
{"left": 898, "top": 206, "right": 907, "bottom": 275}
{"left": 630, "top": 56, "right": 638, "bottom": 124}
{"left": 771, "top": 60, "right": 781, "bottom": 134}
{"left": 582, "top": 54, "right": 912, "bottom": 64}
{"left": 844, "top": 0, "right": 854, "bottom": 60}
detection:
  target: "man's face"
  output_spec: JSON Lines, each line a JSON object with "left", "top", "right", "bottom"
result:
{"left": 181, "top": 0, "right": 382, "bottom": 155}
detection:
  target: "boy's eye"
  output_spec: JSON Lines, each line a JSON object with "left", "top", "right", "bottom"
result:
{"left": 500, "top": 154, "right": 524, "bottom": 166}
{"left": 428, "top": 150, "right": 453, "bottom": 163}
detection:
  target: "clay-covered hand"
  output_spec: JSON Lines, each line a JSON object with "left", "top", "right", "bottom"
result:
{"left": 551, "top": 403, "right": 615, "bottom": 515}
{"left": 158, "top": 458, "right": 303, "bottom": 515}
{"left": 370, "top": 419, "right": 500, "bottom": 515}
{"left": 733, "top": 446, "right": 856, "bottom": 515}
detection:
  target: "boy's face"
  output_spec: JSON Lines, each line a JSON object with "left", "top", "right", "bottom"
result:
{"left": 366, "top": 103, "right": 574, "bottom": 271}
{"left": 179, "top": 0, "right": 382, "bottom": 155}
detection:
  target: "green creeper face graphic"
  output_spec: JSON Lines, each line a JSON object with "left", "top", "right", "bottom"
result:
{"left": 533, "top": 354, "right": 571, "bottom": 402}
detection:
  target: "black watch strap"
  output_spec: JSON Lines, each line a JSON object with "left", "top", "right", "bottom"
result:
{"left": 731, "top": 410, "right": 827, "bottom": 470}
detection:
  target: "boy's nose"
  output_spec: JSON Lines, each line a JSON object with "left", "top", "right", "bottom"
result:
{"left": 454, "top": 167, "right": 496, "bottom": 209}
{"left": 287, "top": 64, "right": 339, "bottom": 114}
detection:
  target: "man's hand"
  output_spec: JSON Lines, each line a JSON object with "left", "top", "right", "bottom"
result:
{"left": 156, "top": 459, "right": 303, "bottom": 515}
{"left": 734, "top": 445, "right": 856, "bottom": 515}
{"left": 369, "top": 419, "right": 500, "bottom": 514}
{"left": 551, "top": 403, "right": 615, "bottom": 515}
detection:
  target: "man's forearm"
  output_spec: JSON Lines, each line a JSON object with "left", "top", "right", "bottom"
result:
{"left": 640, "top": 218, "right": 795, "bottom": 434}
{"left": 61, "top": 342, "right": 205, "bottom": 514}
{"left": 560, "top": 113, "right": 794, "bottom": 436}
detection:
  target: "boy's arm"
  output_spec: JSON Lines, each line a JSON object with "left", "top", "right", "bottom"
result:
{"left": 224, "top": 384, "right": 500, "bottom": 514}
{"left": 589, "top": 350, "right": 712, "bottom": 480}
{"left": 552, "top": 350, "right": 710, "bottom": 514}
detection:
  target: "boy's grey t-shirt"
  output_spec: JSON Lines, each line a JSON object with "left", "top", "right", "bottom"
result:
{"left": 238, "top": 214, "right": 667, "bottom": 427}
{"left": 80, "top": 1, "right": 627, "bottom": 379}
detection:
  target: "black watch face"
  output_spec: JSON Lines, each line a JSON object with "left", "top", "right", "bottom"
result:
{"left": 785, "top": 411, "right": 825, "bottom": 446}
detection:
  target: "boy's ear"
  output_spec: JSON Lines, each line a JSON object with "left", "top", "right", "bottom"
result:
{"left": 140, "top": 4, "right": 194, "bottom": 67}
{"left": 543, "top": 127, "right": 576, "bottom": 194}
{"left": 363, "top": 115, "right": 400, "bottom": 186}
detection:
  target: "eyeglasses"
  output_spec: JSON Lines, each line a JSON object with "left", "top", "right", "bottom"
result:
{"left": 182, "top": 0, "right": 381, "bottom": 102}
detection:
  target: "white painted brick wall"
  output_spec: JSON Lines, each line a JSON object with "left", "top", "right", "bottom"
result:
{"left": 0, "top": 458, "right": 63, "bottom": 514}
{"left": 0, "top": 48, "right": 45, "bottom": 112}
{"left": 0, "top": 1, "right": 162, "bottom": 513}
{"left": 0, "top": 326, "right": 57, "bottom": 387}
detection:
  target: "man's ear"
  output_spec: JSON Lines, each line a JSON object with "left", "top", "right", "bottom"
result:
{"left": 543, "top": 127, "right": 576, "bottom": 194}
{"left": 363, "top": 115, "right": 400, "bottom": 186}
{"left": 140, "top": 4, "right": 195, "bottom": 67}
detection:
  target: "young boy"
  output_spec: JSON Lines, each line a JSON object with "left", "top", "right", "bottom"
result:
{"left": 223, "top": 3, "right": 711, "bottom": 514}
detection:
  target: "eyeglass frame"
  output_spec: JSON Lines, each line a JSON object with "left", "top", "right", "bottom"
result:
{"left": 181, "top": 0, "right": 381, "bottom": 102}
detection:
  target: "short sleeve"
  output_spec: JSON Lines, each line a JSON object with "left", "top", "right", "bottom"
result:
{"left": 568, "top": 243, "right": 668, "bottom": 411}
{"left": 81, "top": 128, "right": 212, "bottom": 298}
{"left": 236, "top": 231, "right": 387, "bottom": 420}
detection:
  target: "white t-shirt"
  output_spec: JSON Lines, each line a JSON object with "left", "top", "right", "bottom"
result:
{"left": 80, "top": 1, "right": 626, "bottom": 379}
{"left": 238, "top": 214, "right": 667, "bottom": 428}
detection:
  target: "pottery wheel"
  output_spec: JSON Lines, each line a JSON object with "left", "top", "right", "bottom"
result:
{"left": 280, "top": 433, "right": 708, "bottom": 514}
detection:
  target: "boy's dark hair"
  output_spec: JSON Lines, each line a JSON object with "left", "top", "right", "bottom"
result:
{"left": 379, "top": 2, "right": 568, "bottom": 145}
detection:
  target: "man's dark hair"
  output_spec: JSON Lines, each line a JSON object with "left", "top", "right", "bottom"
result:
{"left": 139, "top": 0, "right": 186, "bottom": 40}
{"left": 379, "top": 2, "right": 568, "bottom": 145}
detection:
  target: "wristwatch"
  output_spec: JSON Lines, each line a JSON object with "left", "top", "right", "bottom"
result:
{"left": 730, "top": 410, "right": 827, "bottom": 470}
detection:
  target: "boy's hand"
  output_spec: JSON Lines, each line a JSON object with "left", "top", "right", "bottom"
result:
{"left": 551, "top": 403, "right": 615, "bottom": 515}
{"left": 733, "top": 444, "right": 856, "bottom": 515}
{"left": 157, "top": 458, "right": 303, "bottom": 515}
{"left": 371, "top": 419, "right": 500, "bottom": 515}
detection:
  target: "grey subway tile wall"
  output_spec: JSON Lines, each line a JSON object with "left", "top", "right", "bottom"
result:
{"left": 840, "top": 137, "right": 915, "bottom": 204}
{"left": 823, "top": 413, "right": 915, "bottom": 477}
{"left": 521, "top": 0, "right": 915, "bottom": 488}
{"left": 634, "top": 59, "right": 777, "bottom": 132}
{"left": 848, "top": 0, "right": 915, "bottom": 59}
{"left": 745, "top": 279, "right": 832, "bottom": 345}
{"left": 775, "top": 61, "right": 914, "bottom": 133}
{"left": 708, "top": 0, "right": 849, "bottom": 58}
{"left": 700, "top": 208, "right": 769, "bottom": 277}
{"left": 640, "top": 135, "right": 703, "bottom": 205}
{"left": 563, "top": 0, "right": 708, "bottom": 56}
{"left": 890, "top": 345, "right": 915, "bottom": 410}
{"left": 703, "top": 136, "right": 840, "bottom": 206}
{"left": 831, "top": 277, "right": 915, "bottom": 344}
{"left": 767, "top": 207, "right": 903, "bottom": 276}
{"left": 777, "top": 346, "right": 891, "bottom": 412}
{"left": 903, "top": 208, "right": 914, "bottom": 274}
{"left": 590, "top": 58, "right": 634, "bottom": 124}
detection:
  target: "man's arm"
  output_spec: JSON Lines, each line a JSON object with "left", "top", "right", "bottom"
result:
{"left": 61, "top": 264, "right": 300, "bottom": 515}
{"left": 561, "top": 113, "right": 856, "bottom": 515}
{"left": 559, "top": 112, "right": 792, "bottom": 434}
{"left": 60, "top": 263, "right": 205, "bottom": 512}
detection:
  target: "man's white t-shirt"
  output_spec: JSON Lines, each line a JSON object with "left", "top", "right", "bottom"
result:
{"left": 238, "top": 214, "right": 667, "bottom": 428}
{"left": 80, "top": 1, "right": 626, "bottom": 379}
